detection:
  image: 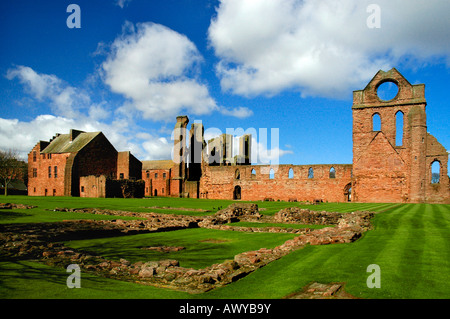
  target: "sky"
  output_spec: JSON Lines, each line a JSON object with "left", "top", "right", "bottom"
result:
{"left": 0, "top": 0, "right": 449, "bottom": 167}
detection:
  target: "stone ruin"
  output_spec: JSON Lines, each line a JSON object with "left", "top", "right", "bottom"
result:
{"left": 0, "top": 202, "right": 375, "bottom": 294}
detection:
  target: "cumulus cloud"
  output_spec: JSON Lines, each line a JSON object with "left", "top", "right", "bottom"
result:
{"left": 6, "top": 65, "right": 93, "bottom": 119}
{"left": 102, "top": 22, "right": 219, "bottom": 121}
{"left": 208, "top": 0, "right": 450, "bottom": 98}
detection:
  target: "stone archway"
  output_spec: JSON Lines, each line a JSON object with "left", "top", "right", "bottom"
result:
{"left": 233, "top": 185, "right": 241, "bottom": 200}
{"left": 344, "top": 183, "right": 352, "bottom": 202}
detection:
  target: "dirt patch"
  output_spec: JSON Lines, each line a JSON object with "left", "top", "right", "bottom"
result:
{"left": 284, "top": 282, "right": 359, "bottom": 299}
{"left": 199, "top": 238, "right": 230, "bottom": 243}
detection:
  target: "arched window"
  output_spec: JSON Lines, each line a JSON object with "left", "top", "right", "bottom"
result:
{"left": 431, "top": 161, "right": 440, "bottom": 184}
{"left": 372, "top": 113, "right": 381, "bottom": 131}
{"left": 288, "top": 168, "right": 294, "bottom": 179}
{"left": 396, "top": 111, "right": 404, "bottom": 146}
{"left": 329, "top": 167, "right": 336, "bottom": 179}
{"left": 235, "top": 169, "right": 240, "bottom": 180}
{"left": 251, "top": 169, "right": 256, "bottom": 177}
{"left": 308, "top": 167, "right": 314, "bottom": 179}
{"left": 269, "top": 168, "right": 275, "bottom": 179}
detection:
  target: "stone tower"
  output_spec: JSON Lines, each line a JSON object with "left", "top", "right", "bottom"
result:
{"left": 352, "top": 68, "right": 449, "bottom": 203}
{"left": 173, "top": 115, "right": 189, "bottom": 196}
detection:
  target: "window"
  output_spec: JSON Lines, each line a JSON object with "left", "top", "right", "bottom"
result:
{"left": 33, "top": 151, "right": 36, "bottom": 162}
{"left": 288, "top": 168, "right": 294, "bottom": 179}
{"left": 163, "top": 172, "right": 166, "bottom": 179}
{"left": 269, "top": 168, "right": 275, "bottom": 179}
{"left": 372, "top": 113, "right": 381, "bottom": 131}
{"left": 54, "top": 166, "right": 57, "bottom": 178}
{"left": 81, "top": 186, "right": 85, "bottom": 192}
{"left": 119, "top": 173, "right": 124, "bottom": 179}
{"left": 235, "top": 169, "right": 240, "bottom": 180}
{"left": 251, "top": 169, "right": 256, "bottom": 177}
{"left": 155, "top": 173, "right": 158, "bottom": 178}
{"left": 48, "top": 166, "right": 51, "bottom": 178}
{"left": 431, "top": 161, "right": 440, "bottom": 184}
{"left": 329, "top": 167, "right": 336, "bottom": 179}
{"left": 395, "top": 111, "right": 404, "bottom": 146}
{"left": 32, "top": 168, "right": 37, "bottom": 178}
{"left": 162, "top": 188, "right": 165, "bottom": 194}
{"left": 308, "top": 167, "right": 314, "bottom": 179}
{"left": 47, "top": 154, "right": 52, "bottom": 159}
{"left": 146, "top": 172, "right": 150, "bottom": 178}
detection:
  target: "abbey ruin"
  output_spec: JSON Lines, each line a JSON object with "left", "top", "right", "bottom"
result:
{"left": 28, "top": 69, "right": 449, "bottom": 204}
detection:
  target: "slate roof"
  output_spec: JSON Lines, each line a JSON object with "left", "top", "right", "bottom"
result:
{"left": 142, "top": 160, "right": 175, "bottom": 170}
{"left": 41, "top": 131, "right": 101, "bottom": 154}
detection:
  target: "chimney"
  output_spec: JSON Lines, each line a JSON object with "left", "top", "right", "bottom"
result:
{"left": 70, "top": 129, "right": 84, "bottom": 142}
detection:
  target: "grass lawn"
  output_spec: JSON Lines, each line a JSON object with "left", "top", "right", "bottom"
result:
{"left": 0, "top": 195, "right": 449, "bottom": 299}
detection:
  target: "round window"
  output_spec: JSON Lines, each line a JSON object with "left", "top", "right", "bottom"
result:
{"left": 377, "top": 81, "right": 399, "bottom": 101}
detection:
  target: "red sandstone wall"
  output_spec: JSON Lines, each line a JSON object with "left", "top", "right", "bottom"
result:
{"left": 200, "top": 164, "right": 353, "bottom": 202}
{"left": 143, "top": 169, "right": 171, "bottom": 197}
{"left": 27, "top": 144, "right": 70, "bottom": 197}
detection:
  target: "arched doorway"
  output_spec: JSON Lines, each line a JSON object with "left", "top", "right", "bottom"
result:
{"left": 233, "top": 185, "right": 241, "bottom": 200}
{"left": 344, "top": 183, "right": 352, "bottom": 202}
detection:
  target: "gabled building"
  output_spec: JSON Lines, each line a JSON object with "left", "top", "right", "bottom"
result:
{"left": 28, "top": 129, "right": 142, "bottom": 197}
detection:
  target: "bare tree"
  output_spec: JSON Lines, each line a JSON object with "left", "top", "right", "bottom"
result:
{"left": 0, "top": 149, "right": 26, "bottom": 196}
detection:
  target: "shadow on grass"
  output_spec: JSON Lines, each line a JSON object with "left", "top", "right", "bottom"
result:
{"left": 0, "top": 210, "right": 32, "bottom": 221}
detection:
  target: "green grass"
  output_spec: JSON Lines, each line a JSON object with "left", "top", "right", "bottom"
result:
{"left": 0, "top": 196, "right": 449, "bottom": 299}
{"left": 227, "top": 221, "right": 331, "bottom": 230}
{"left": 64, "top": 228, "right": 297, "bottom": 269}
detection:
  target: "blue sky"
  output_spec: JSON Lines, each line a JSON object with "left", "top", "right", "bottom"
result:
{"left": 0, "top": 0, "right": 449, "bottom": 167}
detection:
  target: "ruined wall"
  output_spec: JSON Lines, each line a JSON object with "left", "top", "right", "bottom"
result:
{"left": 352, "top": 68, "right": 449, "bottom": 203}
{"left": 200, "top": 164, "right": 353, "bottom": 202}
{"left": 80, "top": 175, "right": 106, "bottom": 198}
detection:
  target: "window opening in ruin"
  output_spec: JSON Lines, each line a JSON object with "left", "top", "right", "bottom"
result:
{"left": 119, "top": 173, "right": 124, "bottom": 179}
{"left": 251, "top": 169, "right": 256, "bottom": 177}
{"left": 308, "top": 167, "right": 314, "bottom": 179}
{"left": 377, "top": 80, "right": 399, "bottom": 101}
{"left": 396, "top": 111, "right": 404, "bottom": 146}
{"left": 288, "top": 168, "right": 294, "bottom": 179}
{"left": 48, "top": 166, "right": 51, "bottom": 178}
{"left": 163, "top": 172, "right": 166, "bottom": 179}
{"left": 269, "top": 168, "right": 275, "bottom": 179}
{"left": 329, "top": 167, "right": 336, "bottom": 178}
{"left": 233, "top": 185, "right": 241, "bottom": 200}
{"left": 54, "top": 166, "right": 57, "bottom": 178}
{"left": 33, "top": 151, "right": 36, "bottom": 162}
{"left": 431, "top": 161, "right": 440, "bottom": 184}
{"left": 372, "top": 113, "right": 381, "bottom": 131}
{"left": 81, "top": 186, "right": 84, "bottom": 192}
{"left": 235, "top": 169, "right": 240, "bottom": 180}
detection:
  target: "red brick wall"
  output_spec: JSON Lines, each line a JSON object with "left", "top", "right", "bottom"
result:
{"left": 200, "top": 164, "right": 353, "bottom": 202}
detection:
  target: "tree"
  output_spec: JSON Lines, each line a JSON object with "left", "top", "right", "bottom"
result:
{"left": 0, "top": 149, "right": 26, "bottom": 196}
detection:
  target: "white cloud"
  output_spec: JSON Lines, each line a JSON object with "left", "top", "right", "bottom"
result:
{"left": 102, "top": 22, "right": 218, "bottom": 121}
{"left": 6, "top": 65, "right": 90, "bottom": 118}
{"left": 208, "top": 0, "right": 450, "bottom": 98}
{"left": 115, "top": 0, "right": 132, "bottom": 9}
{"left": 219, "top": 106, "right": 253, "bottom": 118}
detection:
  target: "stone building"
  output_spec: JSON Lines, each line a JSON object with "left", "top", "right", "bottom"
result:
{"left": 28, "top": 129, "right": 142, "bottom": 198}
